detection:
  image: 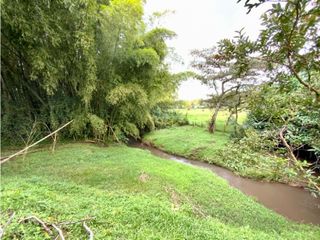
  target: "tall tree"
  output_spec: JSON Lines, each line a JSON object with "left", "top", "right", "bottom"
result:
{"left": 1, "top": 0, "right": 99, "bottom": 142}
{"left": 1, "top": 0, "right": 180, "bottom": 144}
{"left": 192, "top": 31, "right": 259, "bottom": 133}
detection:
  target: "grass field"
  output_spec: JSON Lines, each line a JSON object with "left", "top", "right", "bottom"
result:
{"left": 1, "top": 143, "right": 319, "bottom": 239}
{"left": 175, "top": 108, "right": 246, "bottom": 132}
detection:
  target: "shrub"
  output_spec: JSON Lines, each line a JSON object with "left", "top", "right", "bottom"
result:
{"left": 151, "top": 106, "right": 189, "bottom": 129}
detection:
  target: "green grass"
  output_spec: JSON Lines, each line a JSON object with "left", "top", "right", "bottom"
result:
{"left": 1, "top": 143, "right": 319, "bottom": 239}
{"left": 144, "top": 126, "right": 229, "bottom": 158}
{"left": 175, "top": 108, "right": 246, "bottom": 132}
{"left": 143, "top": 126, "right": 291, "bottom": 181}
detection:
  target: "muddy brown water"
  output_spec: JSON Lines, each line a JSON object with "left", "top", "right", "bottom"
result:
{"left": 130, "top": 142, "right": 320, "bottom": 225}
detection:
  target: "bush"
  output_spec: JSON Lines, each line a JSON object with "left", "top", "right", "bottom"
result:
{"left": 151, "top": 106, "right": 189, "bottom": 129}
{"left": 215, "top": 138, "right": 291, "bottom": 182}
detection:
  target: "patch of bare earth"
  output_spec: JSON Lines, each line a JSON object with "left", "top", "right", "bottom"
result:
{"left": 165, "top": 186, "right": 207, "bottom": 217}
{"left": 138, "top": 172, "right": 150, "bottom": 182}
{"left": 165, "top": 187, "right": 181, "bottom": 211}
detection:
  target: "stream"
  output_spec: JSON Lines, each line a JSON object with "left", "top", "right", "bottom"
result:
{"left": 130, "top": 142, "right": 320, "bottom": 225}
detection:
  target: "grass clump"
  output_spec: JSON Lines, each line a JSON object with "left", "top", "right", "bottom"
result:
{"left": 1, "top": 143, "right": 319, "bottom": 239}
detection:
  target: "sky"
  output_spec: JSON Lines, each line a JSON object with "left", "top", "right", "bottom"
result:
{"left": 144, "top": 0, "right": 272, "bottom": 100}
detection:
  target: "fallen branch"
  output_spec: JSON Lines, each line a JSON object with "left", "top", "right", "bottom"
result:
{"left": 279, "top": 126, "right": 297, "bottom": 167}
{"left": 182, "top": 194, "right": 206, "bottom": 218}
{"left": 52, "top": 224, "right": 65, "bottom": 240}
{"left": 279, "top": 127, "right": 320, "bottom": 193}
{"left": 17, "top": 215, "right": 97, "bottom": 239}
{"left": 0, "top": 212, "right": 15, "bottom": 238}
{"left": 0, "top": 149, "right": 42, "bottom": 161}
{"left": 1, "top": 120, "right": 73, "bottom": 165}
{"left": 19, "top": 216, "right": 53, "bottom": 235}
{"left": 165, "top": 186, "right": 206, "bottom": 218}
{"left": 83, "top": 222, "right": 94, "bottom": 240}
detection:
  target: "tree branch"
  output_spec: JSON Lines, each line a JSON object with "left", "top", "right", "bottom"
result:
{"left": 284, "top": 2, "right": 320, "bottom": 100}
{"left": 0, "top": 120, "right": 73, "bottom": 165}
{"left": 279, "top": 126, "right": 297, "bottom": 167}
{"left": 19, "top": 216, "right": 53, "bottom": 235}
{"left": 287, "top": 59, "right": 320, "bottom": 99}
{"left": 83, "top": 222, "right": 94, "bottom": 240}
{"left": 0, "top": 212, "right": 15, "bottom": 238}
{"left": 52, "top": 224, "right": 65, "bottom": 240}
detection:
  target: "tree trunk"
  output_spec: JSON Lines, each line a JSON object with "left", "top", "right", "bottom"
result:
{"left": 234, "top": 105, "right": 239, "bottom": 133}
{"left": 208, "top": 100, "right": 222, "bottom": 133}
{"left": 233, "top": 91, "right": 241, "bottom": 134}
{"left": 224, "top": 109, "right": 234, "bottom": 132}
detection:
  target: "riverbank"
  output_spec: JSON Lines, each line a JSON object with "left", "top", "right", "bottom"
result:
{"left": 143, "top": 125, "right": 302, "bottom": 183}
{"left": 1, "top": 143, "right": 319, "bottom": 239}
{"left": 132, "top": 142, "right": 320, "bottom": 224}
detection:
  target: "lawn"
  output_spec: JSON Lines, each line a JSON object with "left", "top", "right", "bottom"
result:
{"left": 1, "top": 143, "right": 319, "bottom": 239}
{"left": 144, "top": 126, "right": 229, "bottom": 158}
{"left": 175, "top": 108, "right": 247, "bottom": 132}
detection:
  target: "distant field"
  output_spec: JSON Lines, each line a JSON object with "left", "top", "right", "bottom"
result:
{"left": 175, "top": 108, "right": 246, "bottom": 132}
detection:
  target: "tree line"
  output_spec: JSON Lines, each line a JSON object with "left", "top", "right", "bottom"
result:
{"left": 1, "top": 0, "right": 182, "bottom": 145}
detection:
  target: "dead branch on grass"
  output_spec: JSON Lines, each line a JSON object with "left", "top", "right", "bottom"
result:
{"left": 52, "top": 224, "right": 65, "bottom": 240}
{"left": 17, "top": 215, "right": 96, "bottom": 239}
{"left": 279, "top": 126, "right": 297, "bottom": 167}
{"left": 19, "top": 216, "right": 53, "bottom": 235}
{"left": 165, "top": 186, "right": 206, "bottom": 217}
{"left": 0, "top": 211, "right": 15, "bottom": 239}
{"left": 83, "top": 222, "right": 94, "bottom": 240}
{"left": 0, "top": 120, "right": 73, "bottom": 165}
{"left": 279, "top": 127, "right": 320, "bottom": 192}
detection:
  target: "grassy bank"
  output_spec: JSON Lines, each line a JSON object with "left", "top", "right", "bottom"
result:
{"left": 143, "top": 126, "right": 292, "bottom": 181}
{"left": 1, "top": 143, "right": 319, "bottom": 239}
{"left": 175, "top": 108, "right": 246, "bottom": 131}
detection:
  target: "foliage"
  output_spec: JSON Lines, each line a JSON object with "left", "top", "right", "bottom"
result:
{"left": 216, "top": 146, "right": 289, "bottom": 181}
{"left": 258, "top": 0, "right": 320, "bottom": 100}
{"left": 2, "top": 144, "right": 319, "bottom": 239}
{"left": 150, "top": 106, "right": 189, "bottom": 129}
{"left": 248, "top": 82, "right": 320, "bottom": 144}
{"left": 174, "top": 99, "right": 203, "bottom": 109}
{"left": 1, "top": 0, "right": 180, "bottom": 145}
{"left": 244, "top": 81, "right": 320, "bottom": 194}
{"left": 191, "top": 30, "right": 261, "bottom": 133}
{"left": 191, "top": 30, "right": 257, "bottom": 93}
{"left": 222, "top": 129, "right": 297, "bottom": 181}
{"left": 231, "top": 0, "right": 320, "bottom": 194}
{"left": 237, "top": 0, "right": 266, "bottom": 13}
